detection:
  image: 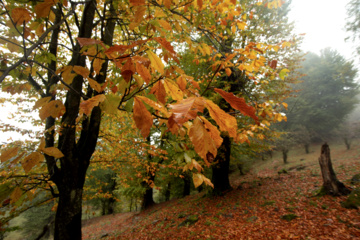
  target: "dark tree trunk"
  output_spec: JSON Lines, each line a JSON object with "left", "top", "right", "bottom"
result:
{"left": 211, "top": 135, "right": 232, "bottom": 195}
{"left": 141, "top": 173, "right": 155, "bottom": 210}
{"left": 46, "top": 1, "right": 116, "bottom": 239}
{"left": 318, "top": 143, "right": 350, "bottom": 196}
{"left": 282, "top": 149, "right": 289, "bottom": 164}
{"left": 304, "top": 144, "right": 310, "bottom": 154}
{"left": 165, "top": 182, "right": 171, "bottom": 201}
{"left": 183, "top": 174, "right": 191, "bottom": 197}
{"left": 237, "top": 163, "right": 244, "bottom": 176}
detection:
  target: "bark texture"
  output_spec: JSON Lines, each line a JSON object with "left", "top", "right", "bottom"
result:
{"left": 211, "top": 135, "right": 232, "bottom": 195}
{"left": 318, "top": 143, "right": 350, "bottom": 196}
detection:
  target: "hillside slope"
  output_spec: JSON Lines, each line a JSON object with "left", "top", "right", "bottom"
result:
{"left": 82, "top": 141, "right": 360, "bottom": 239}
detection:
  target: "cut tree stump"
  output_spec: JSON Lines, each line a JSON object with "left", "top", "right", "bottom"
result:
{"left": 318, "top": 143, "right": 350, "bottom": 196}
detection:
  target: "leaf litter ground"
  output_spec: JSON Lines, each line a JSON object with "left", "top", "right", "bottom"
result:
{"left": 82, "top": 141, "right": 360, "bottom": 239}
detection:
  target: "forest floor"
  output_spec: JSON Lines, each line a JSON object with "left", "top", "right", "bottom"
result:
{"left": 82, "top": 140, "right": 360, "bottom": 240}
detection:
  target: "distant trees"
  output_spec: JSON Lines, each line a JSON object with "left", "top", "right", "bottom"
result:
{"left": 346, "top": 0, "right": 360, "bottom": 55}
{"left": 282, "top": 49, "right": 359, "bottom": 142}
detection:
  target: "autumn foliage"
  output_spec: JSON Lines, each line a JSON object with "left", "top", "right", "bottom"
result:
{"left": 0, "top": 0, "right": 300, "bottom": 238}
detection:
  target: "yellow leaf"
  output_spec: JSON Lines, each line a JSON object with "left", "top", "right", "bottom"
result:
{"left": 0, "top": 147, "right": 19, "bottom": 163}
{"left": 88, "top": 78, "right": 102, "bottom": 92}
{"left": 42, "top": 147, "right": 64, "bottom": 158}
{"left": 33, "top": 96, "right": 51, "bottom": 110}
{"left": 192, "top": 173, "right": 204, "bottom": 188}
{"left": 189, "top": 117, "right": 217, "bottom": 166}
{"left": 133, "top": 97, "right": 153, "bottom": 138}
{"left": 205, "top": 99, "right": 237, "bottom": 138}
{"left": 93, "top": 54, "right": 105, "bottom": 75}
{"left": 147, "top": 50, "right": 164, "bottom": 74}
{"left": 57, "top": 66, "right": 76, "bottom": 85}
{"left": 10, "top": 187, "right": 22, "bottom": 204}
{"left": 100, "top": 94, "right": 121, "bottom": 115}
{"left": 136, "top": 96, "right": 169, "bottom": 116}
{"left": 39, "top": 100, "right": 65, "bottom": 121}
{"left": 163, "top": 79, "right": 183, "bottom": 101}
{"left": 79, "top": 94, "right": 106, "bottom": 116}
{"left": 199, "top": 116, "right": 223, "bottom": 148}
{"left": 176, "top": 75, "right": 187, "bottom": 91}
{"left": 133, "top": 74, "right": 144, "bottom": 87}
{"left": 192, "top": 159, "right": 203, "bottom": 172}
{"left": 22, "top": 152, "right": 44, "bottom": 173}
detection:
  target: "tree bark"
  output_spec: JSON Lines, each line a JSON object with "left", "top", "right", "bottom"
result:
{"left": 141, "top": 178, "right": 155, "bottom": 210}
{"left": 211, "top": 135, "right": 232, "bottom": 195}
{"left": 318, "top": 143, "right": 350, "bottom": 196}
{"left": 282, "top": 149, "right": 288, "bottom": 164}
{"left": 183, "top": 174, "right": 191, "bottom": 197}
{"left": 304, "top": 144, "right": 310, "bottom": 154}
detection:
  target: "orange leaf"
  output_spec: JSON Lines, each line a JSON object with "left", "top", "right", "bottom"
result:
{"left": 150, "top": 81, "right": 166, "bottom": 104}
{"left": 22, "top": 152, "right": 44, "bottom": 173}
{"left": 80, "top": 94, "right": 106, "bottom": 116}
{"left": 163, "top": 0, "right": 171, "bottom": 8}
{"left": 189, "top": 117, "right": 217, "bottom": 166}
{"left": 136, "top": 63, "right": 151, "bottom": 84}
{"left": 168, "top": 97, "right": 205, "bottom": 126}
{"left": 133, "top": 97, "right": 153, "bottom": 138}
{"left": 199, "top": 116, "right": 223, "bottom": 148}
{"left": 0, "top": 147, "right": 19, "bottom": 163}
{"left": 205, "top": 99, "right": 237, "bottom": 138}
{"left": 176, "top": 75, "right": 187, "bottom": 91}
{"left": 157, "top": 20, "right": 172, "bottom": 31}
{"left": 11, "top": 8, "right": 32, "bottom": 25}
{"left": 153, "top": 37, "right": 176, "bottom": 55}
{"left": 214, "top": 88, "right": 258, "bottom": 123}
{"left": 39, "top": 100, "right": 65, "bottom": 121}
{"left": 42, "top": 147, "right": 64, "bottom": 158}
{"left": 163, "top": 79, "right": 183, "bottom": 101}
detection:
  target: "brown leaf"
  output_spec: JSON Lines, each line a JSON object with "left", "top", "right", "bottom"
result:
{"left": 133, "top": 97, "right": 153, "bottom": 138}
{"left": 10, "top": 187, "right": 22, "bottom": 204}
{"left": 73, "top": 66, "right": 90, "bottom": 78}
{"left": 121, "top": 58, "right": 135, "bottom": 82}
{"left": 214, "top": 88, "right": 259, "bottom": 123}
{"left": 34, "top": 0, "right": 57, "bottom": 19}
{"left": 136, "top": 96, "right": 169, "bottom": 116}
{"left": 11, "top": 8, "right": 32, "bottom": 25}
{"left": 153, "top": 37, "right": 176, "bottom": 55}
{"left": 130, "top": 0, "right": 145, "bottom": 6}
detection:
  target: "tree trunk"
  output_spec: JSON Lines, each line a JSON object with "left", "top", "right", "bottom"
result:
{"left": 183, "top": 174, "right": 191, "bottom": 197}
{"left": 165, "top": 182, "right": 171, "bottom": 201}
{"left": 211, "top": 135, "right": 232, "bottom": 195}
{"left": 141, "top": 173, "right": 155, "bottom": 210}
{"left": 344, "top": 138, "right": 351, "bottom": 150}
{"left": 304, "top": 144, "right": 310, "bottom": 154}
{"left": 318, "top": 143, "right": 350, "bottom": 196}
{"left": 282, "top": 149, "right": 288, "bottom": 164}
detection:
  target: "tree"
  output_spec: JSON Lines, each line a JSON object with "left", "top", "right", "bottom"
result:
{"left": 0, "top": 0, "right": 298, "bottom": 239}
{"left": 283, "top": 49, "right": 359, "bottom": 141}
{"left": 346, "top": 0, "right": 360, "bottom": 56}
